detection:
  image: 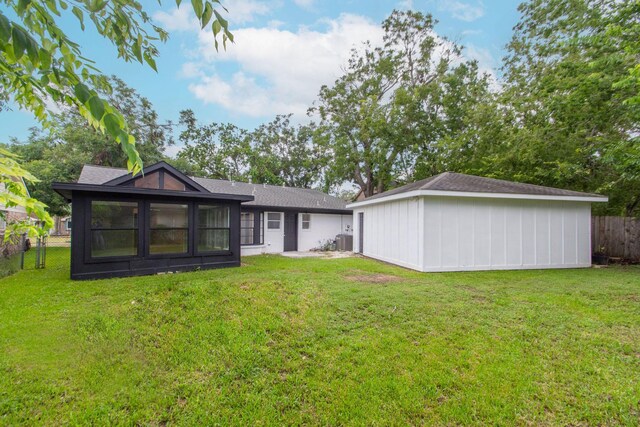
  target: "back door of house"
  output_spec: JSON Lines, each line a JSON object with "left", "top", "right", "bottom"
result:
{"left": 284, "top": 212, "right": 298, "bottom": 252}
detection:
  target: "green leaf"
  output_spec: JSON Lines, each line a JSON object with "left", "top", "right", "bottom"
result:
{"left": 103, "top": 113, "right": 121, "bottom": 136}
{"left": 72, "top": 6, "right": 85, "bottom": 31}
{"left": 201, "top": 2, "right": 213, "bottom": 28}
{"left": 132, "top": 39, "right": 142, "bottom": 63}
{"left": 38, "top": 48, "right": 51, "bottom": 69}
{"left": 191, "top": 0, "right": 203, "bottom": 19}
{"left": 212, "top": 20, "right": 221, "bottom": 37}
{"left": 11, "top": 26, "right": 27, "bottom": 60}
{"left": 144, "top": 51, "right": 157, "bottom": 72}
{"left": 73, "top": 83, "right": 92, "bottom": 104}
{"left": 87, "top": 96, "right": 105, "bottom": 120}
{"left": 213, "top": 10, "right": 228, "bottom": 30}
{"left": 0, "top": 13, "right": 10, "bottom": 43}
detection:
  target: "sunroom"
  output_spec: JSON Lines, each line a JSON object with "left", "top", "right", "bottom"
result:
{"left": 53, "top": 162, "right": 253, "bottom": 280}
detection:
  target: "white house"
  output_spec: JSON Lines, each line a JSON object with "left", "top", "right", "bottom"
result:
{"left": 77, "top": 165, "right": 353, "bottom": 256}
{"left": 347, "top": 172, "right": 607, "bottom": 272}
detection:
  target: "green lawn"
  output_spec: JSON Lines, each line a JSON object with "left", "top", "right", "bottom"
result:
{"left": 1, "top": 251, "right": 639, "bottom": 425}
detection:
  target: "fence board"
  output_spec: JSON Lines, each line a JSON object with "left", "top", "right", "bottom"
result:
{"left": 592, "top": 216, "right": 640, "bottom": 261}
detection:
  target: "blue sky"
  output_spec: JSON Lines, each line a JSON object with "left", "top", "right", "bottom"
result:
{"left": 0, "top": 0, "right": 521, "bottom": 155}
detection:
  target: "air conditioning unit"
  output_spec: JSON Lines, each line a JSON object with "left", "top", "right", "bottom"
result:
{"left": 335, "top": 234, "right": 353, "bottom": 251}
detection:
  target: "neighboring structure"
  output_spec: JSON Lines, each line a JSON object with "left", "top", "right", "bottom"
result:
{"left": 53, "top": 162, "right": 352, "bottom": 280}
{"left": 51, "top": 215, "right": 72, "bottom": 236}
{"left": 347, "top": 172, "right": 608, "bottom": 272}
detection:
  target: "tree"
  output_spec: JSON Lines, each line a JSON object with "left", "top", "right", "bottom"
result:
{"left": 313, "top": 10, "right": 488, "bottom": 197}
{"left": 250, "top": 115, "right": 328, "bottom": 188}
{"left": 0, "top": 0, "right": 232, "bottom": 235}
{"left": 176, "top": 111, "right": 328, "bottom": 189}
{"left": 177, "top": 109, "right": 252, "bottom": 181}
{"left": 499, "top": 0, "right": 640, "bottom": 215}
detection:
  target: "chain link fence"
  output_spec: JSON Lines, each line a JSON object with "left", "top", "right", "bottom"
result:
{"left": 0, "top": 234, "right": 71, "bottom": 277}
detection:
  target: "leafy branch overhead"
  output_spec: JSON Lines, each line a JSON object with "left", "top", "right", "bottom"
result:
{"left": 0, "top": 0, "right": 232, "bottom": 175}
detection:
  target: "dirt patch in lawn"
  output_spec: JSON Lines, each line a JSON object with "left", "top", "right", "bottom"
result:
{"left": 345, "top": 272, "right": 402, "bottom": 284}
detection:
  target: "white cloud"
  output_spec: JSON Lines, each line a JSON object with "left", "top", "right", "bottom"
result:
{"left": 226, "top": 0, "right": 273, "bottom": 24}
{"left": 293, "top": 0, "right": 315, "bottom": 10}
{"left": 153, "top": 7, "right": 197, "bottom": 31}
{"left": 187, "top": 13, "right": 384, "bottom": 117}
{"left": 440, "top": 1, "right": 485, "bottom": 22}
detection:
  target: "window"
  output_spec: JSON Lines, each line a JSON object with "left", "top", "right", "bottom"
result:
{"left": 197, "top": 205, "right": 230, "bottom": 252}
{"left": 240, "top": 212, "right": 264, "bottom": 245}
{"left": 267, "top": 212, "right": 281, "bottom": 229}
{"left": 134, "top": 171, "right": 160, "bottom": 189}
{"left": 241, "top": 212, "right": 254, "bottom": 245}
{"left": 91, "top": 201, "right": 138, "bottom": 257}
{"left": 301, "top": 213, "right": 311, "bottom": 230}
{"left": 65, "top": 219, "right": 72, "bottom": 230}
{"left": 149, "top": 203, "right": 189, "bottom": 254}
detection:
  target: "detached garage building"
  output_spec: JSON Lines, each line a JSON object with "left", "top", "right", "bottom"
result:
{"left": 347, "top": 172, "right": 607, "bottom": 272}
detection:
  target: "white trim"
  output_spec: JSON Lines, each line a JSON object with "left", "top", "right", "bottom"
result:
{"left": 346, "top": 190, "right": 608, "bottom": 208}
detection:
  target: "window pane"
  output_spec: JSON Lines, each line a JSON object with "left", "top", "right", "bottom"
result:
{"left": 267, "top": 212, "right": 280, "bottom": 229}
{"left": 241, "top": 212, "right": 254, "bottom": 227}
{"left": 150, "top": 203, "right": 188, "bottom": 228}
{"left": 198, "top": 229, "right": 230, "bottom": 252}
{"left": 199, "top": 205, "right": 229, "bottom": 228}
{"left": 163, "top": 173, "right": 186, "bottom": 191}
{"left": 240, "top": 228, "right": 254, "bottom": 245}
{"left": 133, "top": 171, "right": 160, "bottom": 189}
{"left": 150, "top": 229, "right": 188, "bottom": 254}
{"left": 91, "top": 201, "right": 138, "bottom": 228}
{"left": 91, "top": 230, "right": 137, "bottom": 257}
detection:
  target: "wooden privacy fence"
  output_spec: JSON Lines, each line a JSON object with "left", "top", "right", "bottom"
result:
{"left": 592, "top": 216, "right": 640, "bottom": 261}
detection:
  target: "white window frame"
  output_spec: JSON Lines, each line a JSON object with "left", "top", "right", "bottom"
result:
{"left": 267, "top": 212, "right": 281, "bottom": 230}
{"left": 301, "top": 213, "right": 311, "bottom": 230}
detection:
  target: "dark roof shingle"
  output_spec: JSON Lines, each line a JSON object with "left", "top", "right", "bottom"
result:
{"left": 363, "top": 172, "right": 605, "bottom": 201}
{"left": 78, "top": 165, "right": 349, "bottom": 211}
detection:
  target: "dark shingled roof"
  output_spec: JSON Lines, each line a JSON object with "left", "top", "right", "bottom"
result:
{"left": 363, "top": 172, "right": 605, "bottom": 201}
{"left": 78, "top": 165, "right": 349, "bottom": 211}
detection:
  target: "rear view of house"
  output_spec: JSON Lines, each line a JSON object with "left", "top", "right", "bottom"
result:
{"left": 53, "top": 162, "right": 352, "bottom": 280}
{"left": 348, "top": 172, "right": 607, "bottom": 272}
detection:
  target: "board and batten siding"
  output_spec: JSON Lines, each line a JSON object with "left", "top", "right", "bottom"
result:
{"left": 422, "top": 197, "right": 592, "bottom": 272}
{"left": 353, "top": 197, "right": 422, "bottom": 270}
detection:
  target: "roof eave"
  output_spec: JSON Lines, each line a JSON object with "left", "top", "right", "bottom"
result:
{"left": 346, "top": 189, "right": 608, "bottom": 208}
{"left": 52, "top": 182, "right": 255, "bottom": 202}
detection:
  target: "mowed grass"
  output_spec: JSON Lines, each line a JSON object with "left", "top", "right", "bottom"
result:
{"left": 1, "top": 250, "right": 640, "bottom": 426}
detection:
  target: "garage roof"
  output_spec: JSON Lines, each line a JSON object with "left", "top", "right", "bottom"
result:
{"left": 348, "top": 172, "right": 607, "bottom": 207}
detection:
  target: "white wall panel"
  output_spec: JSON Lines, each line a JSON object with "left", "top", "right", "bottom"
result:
{"left": 354, "top": 198, "right": 422, "bottom": 270}
{"left": 422, "top": 197, "right": 592, "bottom": 272}
{"left": 355, "top": 195, "right": 593, "bottom": 272}
{"left": 297, "top": 214, "right": 352, "bottom": 251}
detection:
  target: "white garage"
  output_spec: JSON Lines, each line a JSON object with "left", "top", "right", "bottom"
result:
{"left": 347, "top": 172, "right": 607, "bottom": 272}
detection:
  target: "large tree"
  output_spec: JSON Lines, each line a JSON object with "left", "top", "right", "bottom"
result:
{"left": 313, "top": 10, "right": 490, "bottom": 196}
{"left": 176, "top": 111, "right": 328, "bottom": 188}
{"left": 498, "top": 0, "right": 640, "bottom": 215}
{"left": 250, "top": 115, "right": 328, "bottom": 188}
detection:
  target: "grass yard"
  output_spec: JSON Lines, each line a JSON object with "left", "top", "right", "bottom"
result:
{"left": 1, "top": 250, "right": 640, "bottom": 425}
